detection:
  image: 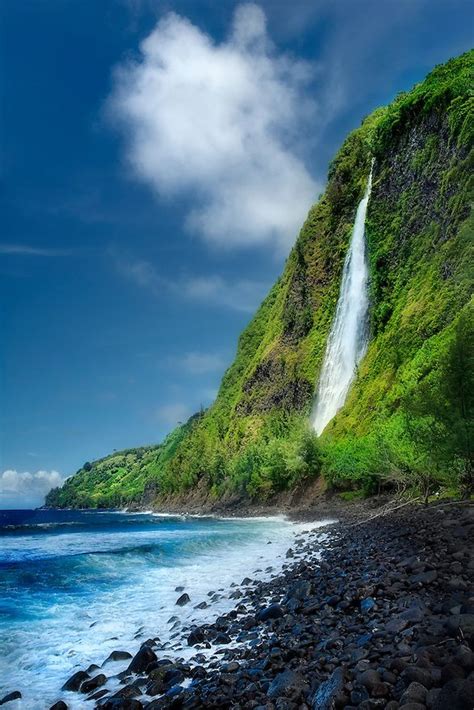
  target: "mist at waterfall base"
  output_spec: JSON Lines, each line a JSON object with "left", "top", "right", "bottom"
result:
{"left": 312, "top": 168, "right": 373, "bottom": 435}
{"left": 0, "top": 509, "right": 331, "bottom": 709}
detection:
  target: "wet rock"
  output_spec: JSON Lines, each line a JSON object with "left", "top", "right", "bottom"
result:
{"left": 256, "top": 603, "right": 284, "bottom": 622}
{"left": 104, "top": 650, "right": 133, "bottom": 664}
{"left": 400, "top": 682, "right": 428, "bottom": 705}
{"left": 284, "top": 579, "right": 311, "bottom": 602}
{"left": 214, "top": 632, "right": 231, "bottom": 644}
{"left": 127, "top": 645, "right": 157, "bottom": 673}
{"left": 176, "top": 593, "right": 190, "bottom": 606}
{"left": 267, "top": 670, "right": 308, "bottom": 699}
{"left": 311, "top": 667, "right": 345, "bottom": 709}
{"left": 401, "top": 666, "right": 432, "bottom": 689}
{"left": 409, "top": 570, "right": 438, "bottom": 585}
{"left": 446, "top": 614, "right": 474, "bottom": 642}
{"left": 187, "top": 628, "right": 205, "bottom": 646}
{"left": 360, "top": 597, "right": 376, "bottom": 613}
{"left": 49, "top": 703, "right": 68, "bottom": 710}
{"left": 80, "top": 673, "right": 107, "bottom": 693}
{"left": 98, "top": 699, "right": 143, "bottom": 709}
{"left": 386, "top": 617, "right": 409, "bottom": 634}
{"left": 62, "top": 670, "right": 89, "bottom": 691}
{"left": 358, "top": 669, "right": 382, "bottom": 691}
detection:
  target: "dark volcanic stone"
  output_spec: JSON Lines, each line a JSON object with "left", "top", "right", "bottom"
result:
{"left": 62, "top": 670, "right": 89, "bottom": 691}
{"left": 400, "top": 682, "right": 428, "bottom": 705}
{"left": 256, "top": 603, "right": 284, "bottom": 622}
{"left": 409, "top": 570, "right": 438, "bottom": 585}
{"left": 99, "top": 699, "right": 143, "bottom": 709}
{"left": 127, "top": 646, "right": 157, "bottom": 673}
{"left": 80, "top": 673, "right": 107, "bottom": 693}
{"left": 358, "top": 669, "right": 382, "bottom": 691}
{"left": 49, "top": 703, "right": 68, "bottom": 710}
{"left": 431, "top": 679, "right": 468, "bottom": 710}
{"left": 360, "top": 597, "right": 376, "bottom": 613}
{"left": 311, "top": 667, "right": 345, "bottom": 709}
{"left": 446, "top": 614, "right": 474, "bottom": 642}
{"left": 187, "top": 628, "right": 205, "bottom": 646}
{"left": 386, "top": 617, "right": 409, "bottom": 634}
{"left": 267, "top": 670, "right": 308, "bottom": 699}
{"left": 214, "top": 632, "right": 231, "bottom": 644}
{"left": 104, "top": 650, "right": 133, "bottom": 664}
{"left": 176, "top": 593, "right": 190, "bottom": 606}
{"left": 402, "top": 666, "right": 432, "bottom": 688}
{"left": 0, "top": 692, "right": 22, "bottom": 706}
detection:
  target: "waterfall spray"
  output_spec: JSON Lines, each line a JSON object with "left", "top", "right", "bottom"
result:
{"left": 312, "top": 164, "right": 373, "bottom": 435}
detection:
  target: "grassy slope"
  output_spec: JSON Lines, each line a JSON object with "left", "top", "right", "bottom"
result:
{"left": 46, "top": 51, "right": 473, "bottom": 509}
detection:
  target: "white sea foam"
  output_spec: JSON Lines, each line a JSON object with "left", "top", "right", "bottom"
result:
{"left": 0, "top": 515, "right": 333, "bottom": 709}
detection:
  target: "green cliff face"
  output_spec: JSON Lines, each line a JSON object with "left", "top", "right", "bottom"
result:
{"left": 46, "top": 51, "right": 473, "bottom": 509}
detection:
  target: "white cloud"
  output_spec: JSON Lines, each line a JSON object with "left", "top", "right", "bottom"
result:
{"left": 155, "top": 402, "right": 192, "bottom": 426}
{"left": 179, "top": 351, "right": 225, "bottom": 375}
{"left": 0, "top": 244, "right": 71, "bottom": 256}
{"left": 108, "top": 3, "right": 319, "bottom": 251}
{"left": 114, "top": 253, "right": 268, "bottom": 313}
{"left": 0, "top": 469, "right": 65, "bottom": 509}
{"left": 184, "top": 274, "right": 268, "bottom": 313}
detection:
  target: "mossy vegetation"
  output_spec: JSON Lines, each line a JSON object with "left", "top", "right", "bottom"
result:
{"left": 46, "top": 51, "right": 473, "bottom": 509}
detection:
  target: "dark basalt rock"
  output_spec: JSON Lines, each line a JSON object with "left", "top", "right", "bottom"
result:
{"left": 62, "top": 670, "right": 89, "bottom": 691}
{"left": 98, "top": 699, "right": 143, "bottom": 709}
{"left": 175, "top": 593, "right": 190, "bottom": 606}
{"left": 57, "top": 503, "right": 474, "bottom": 710}
{"left": 80, "top": 673, "right": 107, "bottom": 693}
{"left": 311, "top": 667, "right": 345, "bottom": 709}
{"left": 267, "top": 670, "right": 309, "bottom": 699}
{"left": 187, "top": 628, "right": 205, "bottom": 646}
{"left": 256, "top": 603, "right": 284, "bottom": 622}
{"left": 49, "top": 702, "right": 68, "bottom": 710}
{"left": 103, "top": 650, "right": 133, "bottom": 664}
{"left": 127, "top": 645, "right": 157, "bottom": 674}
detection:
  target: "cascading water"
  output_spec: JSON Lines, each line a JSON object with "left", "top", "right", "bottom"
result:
{"left": 312, "top": 164, "right": 373, "bottom": 435}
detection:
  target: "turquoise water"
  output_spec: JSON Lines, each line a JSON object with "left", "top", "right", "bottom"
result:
{"left": 0, "top": 509, "right": 326, "bottom": 708}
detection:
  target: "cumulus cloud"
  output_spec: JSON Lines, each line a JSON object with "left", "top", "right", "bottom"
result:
{"left": 0, "top": 469, "right": 65, "bottom": 509}
{"left": 108, "top": 3, "right": 319, "bottom": 251}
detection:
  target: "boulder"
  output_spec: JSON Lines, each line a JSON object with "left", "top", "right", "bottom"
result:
{"left": 62, "top": 670, "right": 89, "bottom": 692}
{"left": 127, "top": 646, "right": 157, "bottom": 674}
{"left": 400, "top": 682, "right": 428, "bottom": 705}
{"left": 176, "top": 593, "right": 190, "bottom": 606}
{"left": 80, "top": 673, "right": 107, "bottom": 693}
{"left": 256, "top": 604, "right": 284, "bottom": 622}
{"left": 267, "top": 670, "right": 308, "bottom": 699}
{"left": 103, "top": 650, "right": 133, "bottom": 664}
{"left": 311, "top": 667, "right": 345, "bottom": 710}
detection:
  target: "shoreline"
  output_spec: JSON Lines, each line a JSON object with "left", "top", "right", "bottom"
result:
{"left": 29, "top": 499, "right": 474, "bottom": 710}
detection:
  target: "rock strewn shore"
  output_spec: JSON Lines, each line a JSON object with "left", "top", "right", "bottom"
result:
{"left": 40, "top": 501, "right": 474, "bottom": 709}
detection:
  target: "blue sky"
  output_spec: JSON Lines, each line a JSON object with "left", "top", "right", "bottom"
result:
{"left": 1, "top": 0, "right": 472, "bottom": 508}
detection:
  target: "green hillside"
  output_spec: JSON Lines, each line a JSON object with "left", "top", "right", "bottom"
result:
{"left": 46, "top": 51, "right": 473, "bottom": 509}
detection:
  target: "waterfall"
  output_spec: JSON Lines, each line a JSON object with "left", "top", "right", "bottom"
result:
{"left": 312, "top": 165, "right": 373, "bottom": 435}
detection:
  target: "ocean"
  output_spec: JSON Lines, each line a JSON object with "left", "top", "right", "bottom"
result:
{"left": 0, "top": 508, "right": 329, "bottom": 708}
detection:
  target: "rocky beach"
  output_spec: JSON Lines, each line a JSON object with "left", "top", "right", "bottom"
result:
{"left": 24, "top": 500, "right": 473, "bottom": 710}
